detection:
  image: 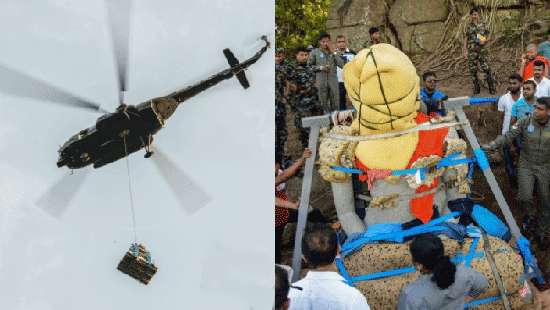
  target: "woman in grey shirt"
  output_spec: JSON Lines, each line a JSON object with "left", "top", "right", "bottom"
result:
{"left": 397, "top": 235, "right": 488, "bottom": 310}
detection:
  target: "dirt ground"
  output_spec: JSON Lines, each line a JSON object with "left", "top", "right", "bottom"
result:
{"left": 278, "top": 73, "right": 550, "bottom": 306}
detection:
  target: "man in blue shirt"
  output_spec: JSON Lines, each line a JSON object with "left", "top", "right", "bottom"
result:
{"left": 511, "top": 80, "right": 537, "bottom": 125}
{"left": 538, "top": 28, "right": 550, "bottom": 76}
{"left": 420, "top": 71, "right": 448, "bottom": 116}
{"left": 510, "top": 80, "right": 537, "bottom": 160}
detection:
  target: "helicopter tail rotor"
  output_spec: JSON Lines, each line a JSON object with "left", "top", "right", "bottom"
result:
{"left": 223, "top": 49, "right": 250, "bottom": 89}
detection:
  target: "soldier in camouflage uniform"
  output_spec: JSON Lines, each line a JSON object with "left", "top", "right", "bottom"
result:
{"left": 290, "top": 46, "right": 323, "bottom": 148}
{"left": 463, "top": 7, "right": 496, "bottom": 95}
{"left": 275, "top": 48, "right": 292, "bottom": 162}
{"left": 483, "top": 97, "right": 550, "bottom": 249}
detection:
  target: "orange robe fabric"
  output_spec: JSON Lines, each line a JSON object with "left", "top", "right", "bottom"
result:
{"left": 356, "top": 113, "right": 449, "bottom": 223}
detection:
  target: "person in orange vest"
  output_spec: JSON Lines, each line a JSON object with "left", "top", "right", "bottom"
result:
{"left": 519, "top": 43, "right": 549, "bottom": 80}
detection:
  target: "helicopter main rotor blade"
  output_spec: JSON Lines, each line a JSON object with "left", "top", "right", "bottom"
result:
{"left": 36, "top": 169, "right": 90, "bottom": 218}
{"left": 151, "top": 148, "right": 212, "bottom": 214}
{"left": 105, "top": 0, "right": 132, "bottom": 103}
{"left": 0, "top": 64, "right": 108, "bottom": 113}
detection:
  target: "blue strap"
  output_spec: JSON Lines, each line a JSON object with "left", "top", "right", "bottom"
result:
{"left": 465, "top": 238, "right": 479, "bottom": 268}
{"left": 341, "top": 212, "right": 461, "bottom": 256}
{"left": 473, "top": 148, "right": 490, "bottom": 170}
{"left": 517, "top": 236, "right": 535, "bottom": 267}
{"left": 467, "top": 162, "right": 475, "bottom": 180}
{"left": 330, "top": 166, "right": 364, "bottom": 174}
{"left": 330, "top": 153, "right": 474, "bottom": 180}
{"left": 437, "top": 157, "right": 475, "bottom": 169}
{"left": 396, "top": 224, "right": 448, "bottom": 241}
{"left": 464, "top": 295, "right": 502, "bottom": 308}
{"left": 393, "top": 155, "right": 474, "bottom": 176}
{"left": 451, "top": 251, "right": 485, "bottom": 264}
{"left": 469, "top": 97, "right": 498, "bottom": 105}
{"left": 351, "top": 266, "right": 416, "bottom": 282}
{"left": 342, "top": 250, "right": 484, "bottom": 284}
{"left": 341, "top": 226, "right": 447, "bottom": 257}
{"left": 439, "top": 152, "right": 461, "bottom": 162}
{"left": 402, "top": 211, "right": 460, "bottom": 232}
{"left": 392, "top": 168, "right": 422, "bottom": 176}
{"left": 335, "top": 257, "right": 353, "bottom": 285}
{"left": 517, "top": 236, "right": 546, "bottom": 284}
{"left": 350, "top": 251, "right": 485, "bottom": 283}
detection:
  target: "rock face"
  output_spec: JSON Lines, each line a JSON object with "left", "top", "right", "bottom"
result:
{"left": 389, "top": 0, "right": 448, "bottom": 54}
{"left": 326, "top": 0, "right": 388, "bottom": 50}
{"left": 326, "top": 0, "right": 550, "bottom": 56}
{"left": 390, "top": 0, "right": 448, "bottom": 25}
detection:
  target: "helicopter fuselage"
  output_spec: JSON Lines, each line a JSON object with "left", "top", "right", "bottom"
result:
{"left": 56, "top": 98, "right": 176, "bottom": 169}
{"left": 54, "top": 38, "right": 270, "bottom": 170}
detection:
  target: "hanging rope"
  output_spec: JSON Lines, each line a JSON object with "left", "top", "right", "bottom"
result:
{"left": 123, "top": 134, "right": 138, "bottom": 243}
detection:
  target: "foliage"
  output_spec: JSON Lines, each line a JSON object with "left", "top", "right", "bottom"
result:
{"left": 276, "top": 0, "right": 332, "bottom": 54}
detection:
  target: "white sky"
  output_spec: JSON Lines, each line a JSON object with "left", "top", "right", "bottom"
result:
{"left": 0, "top": 1, "right": 274, "bottom": 309}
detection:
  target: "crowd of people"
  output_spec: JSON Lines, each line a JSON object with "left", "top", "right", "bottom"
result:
{"left": 274, "top": 6, "right": 550, "bottom": 309}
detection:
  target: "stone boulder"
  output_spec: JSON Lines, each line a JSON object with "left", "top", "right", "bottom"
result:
{"left": 406, "top": 22, "right": 447, "bottom": 54}
{"left": 389, "top": 0, "right": 448, "bottom": 25}
{"left": 326, "top": 0, "right": 388, "bottom": 51}
{"left": 472, "top": 0, "right": 522, "bottom": 7}
{"left": 388, "top": 0, "right": 448, "bottom": 54}
{"left": 326, "top": 0, "right": 550, "bottom": 56}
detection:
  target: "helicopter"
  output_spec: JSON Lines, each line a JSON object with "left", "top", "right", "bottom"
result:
{"left": 0, "top": 0, "right": 271, "bottom": 217}
{"left": 57, "top": 38, "right": 270, "bottom": 170}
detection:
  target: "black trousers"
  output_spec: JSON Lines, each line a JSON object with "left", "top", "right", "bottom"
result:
{"left": 275, "top": 208, "right": 328, "bottom": 264}
{"left": 338, "top": 82, "right": 347, "bottom": 111}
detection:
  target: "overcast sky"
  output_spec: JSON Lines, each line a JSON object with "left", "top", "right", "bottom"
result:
{"left": 0, "top": 1, "right": 274, "bottom": 309}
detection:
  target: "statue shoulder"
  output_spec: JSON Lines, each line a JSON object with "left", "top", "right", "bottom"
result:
{"left": 318, "top": 125, "right": 357, "bottom": 183}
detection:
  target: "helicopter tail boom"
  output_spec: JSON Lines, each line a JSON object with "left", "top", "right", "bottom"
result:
{"left": 169, "top": 36, "right": 270, "bottom": 104}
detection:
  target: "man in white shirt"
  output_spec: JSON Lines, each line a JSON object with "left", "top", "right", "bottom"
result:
{"left": 288, "top": 225, "right": 370, "bottom": 310}
{"left": 498, "top": 73, "right": 522, "bottom": 186}
{"left": 335, "top": 35, "right": 356, "bottom": 111}
{"left": 530, "top": 60, "right": 550, "bottom": 98}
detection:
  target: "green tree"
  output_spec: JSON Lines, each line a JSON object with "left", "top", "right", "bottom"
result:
{"left": 276, "top": 0, "right": 332, "bottom": 54}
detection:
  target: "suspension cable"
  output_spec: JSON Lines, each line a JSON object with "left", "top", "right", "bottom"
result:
{"left": 123, "top": 135, "right": 138, "bottom": 243}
